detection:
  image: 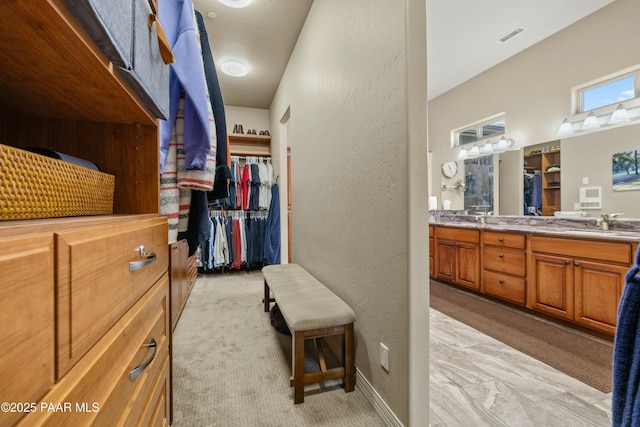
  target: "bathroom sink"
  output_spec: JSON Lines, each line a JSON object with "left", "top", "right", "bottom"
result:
{"left": 561, "top": 230, "right": 610, "bottom": 236}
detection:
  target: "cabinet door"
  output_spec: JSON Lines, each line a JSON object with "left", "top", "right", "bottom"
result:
{"left": 574, "top": 259, "right": 626, "bottom": 334}
{"left": 528, "top": 253, "right": 574, "bottom": 319}
{"left": 0, "top": 234, "right": 55, "bottom": 427}
{"left": 456, "top": 243, "right": 480, "bottom": 290}
{"left": 435, "top": 240, "right": 456, "bottom": 282}
{"left": 170, "top": 241, "right": 183, "bottom": 330}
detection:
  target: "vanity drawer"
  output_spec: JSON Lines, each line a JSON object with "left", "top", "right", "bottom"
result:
{"left": 482, "top": 246, "right": 526, "bottom": 276}
{"left": 482, "top": 231, "right": 525, "bottom": 249}
{"left": 435, "top": 226, "right": 479, "bottom": 244}
{"left": 56, "top": 216, "right": 168, "bottom": 376}
{"left": 482, "top": 270, "right": 525, "bottom": 304}
{"left": 0, "top": 234, "right": 55, "bottom": 427}
{"left": 19, "top": 275, "right": 170, "bottom": 427}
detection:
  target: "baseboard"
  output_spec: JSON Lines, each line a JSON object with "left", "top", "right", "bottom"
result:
{"left": 355, "top": 368, "right": 404, "bottom": 427}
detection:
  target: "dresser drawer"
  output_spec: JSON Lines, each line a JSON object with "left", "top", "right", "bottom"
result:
{"left": 56, "top": 216, "right": 168, "bottom": 376}
{"left": 19, "top": 274, "right": 170, "bottom": 427}
{"left": 482, "top": 246, "right": 526, "bottom": 277}
{"left": 482, "top": 270, "right": 525, "bottom": 304}
{"left": 482, "top": 231, "right": 525, "bottom": 249}
{"left": 0, "top": 234, "right": 55, "bottom": 427}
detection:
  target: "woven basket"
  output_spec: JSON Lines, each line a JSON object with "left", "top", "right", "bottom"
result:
{"left": 0, "top": 144, "right": 115, "bottom": 220}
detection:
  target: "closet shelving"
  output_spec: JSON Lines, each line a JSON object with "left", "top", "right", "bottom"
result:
{"left": 541, "top": 149, "right": 561, "bottom": 216}
{"left": 524, "top": 148, "right": 561, "bottom": 216}
{"left": 229, "top": 132, "right": 271, "bottom": 156}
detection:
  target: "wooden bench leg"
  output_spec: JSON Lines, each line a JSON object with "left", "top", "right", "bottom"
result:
{"left": 293, "top": 331, "right": 305, "bottom": 404}
{"left": 263, "top": 280, "right": 270, "bottom": 312}
{"left": 344, "top": 323, "right": 355, "bottom": 393}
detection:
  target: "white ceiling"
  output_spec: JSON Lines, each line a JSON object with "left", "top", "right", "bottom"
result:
{"left": 193, "top": 0, "right": 615, "bottom": 109}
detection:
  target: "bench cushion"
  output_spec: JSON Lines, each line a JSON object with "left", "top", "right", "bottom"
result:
{"left": 263, "top": 264, "right": 356, "bottom": 331}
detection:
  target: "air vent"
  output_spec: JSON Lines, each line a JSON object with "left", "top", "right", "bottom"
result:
{"left": 579, "top": 186, "right": 602, "bottom": 210}
{"left": 498, "top": 26, "right": 526, "bottom": 43}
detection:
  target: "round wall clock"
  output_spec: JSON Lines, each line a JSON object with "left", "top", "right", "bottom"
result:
{"left": 441, "top": 161, "right": 458, "bottom": 178}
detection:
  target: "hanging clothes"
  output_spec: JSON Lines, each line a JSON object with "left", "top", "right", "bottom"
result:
{"left": 530, "top": 171, "right": 542, "bottom": 209}
{"left": 241, "top": 162, "right": 251, "bottom": 211}
{"left": 264, "top": 183, "right": 280, "bottom": 265}
{"left": 613, "top": 245, "right": 640, "bottom": 426}
{"left": 249, "top": 162, "right": 261, "bottom": 211}
{"left": 194, "top": 10, "right": 232, "bottom": 201}
{"left": 158, "top": 0, "right": 211, "bottom": 174}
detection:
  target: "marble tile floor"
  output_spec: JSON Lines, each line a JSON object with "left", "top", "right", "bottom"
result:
{"left": 430, "top": 308, "right": 613, "bottom": 427}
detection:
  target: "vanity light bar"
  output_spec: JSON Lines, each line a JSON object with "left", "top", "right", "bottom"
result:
{"left": 558, "top": 103, "right": 640, "bottom": 137}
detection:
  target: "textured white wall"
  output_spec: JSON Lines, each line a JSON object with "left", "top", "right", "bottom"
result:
{"left": 225, "top": 105, "right": 270, "bottom": 134}
{"left": 269, "top": 0, "right": 429, "bottom": 423}
{"left": 429, "top": 0, "right": 640, "bottom": 213}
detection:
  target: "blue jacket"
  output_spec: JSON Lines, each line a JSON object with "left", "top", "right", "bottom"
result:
{"left": 158, "top": 0, "right": 211, "bottom": 174}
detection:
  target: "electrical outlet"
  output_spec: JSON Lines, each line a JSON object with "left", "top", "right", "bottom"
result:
{"left": 582, "top": 177, "right": 589, "bottom": 185}
{"left": 380, "top": 343, "right": 390, "bottom": 372}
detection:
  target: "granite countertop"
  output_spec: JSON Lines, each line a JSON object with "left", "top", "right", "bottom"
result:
{"left": 429, "top": 211, "right": 640, "bottom": 242}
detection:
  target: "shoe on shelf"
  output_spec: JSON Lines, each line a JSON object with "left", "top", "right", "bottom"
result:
{"left": 264, "top": 130, "right": 270, "bottom": 136}
{"left": 259, "top": 130, "right": 265, "bottom": 135}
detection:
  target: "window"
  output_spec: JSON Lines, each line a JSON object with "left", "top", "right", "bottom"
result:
{"left": 454, "top": 115, "right": 505, "bottom": 147}
{"left": 579, "top": 69, "right": 639, "bottom": 113}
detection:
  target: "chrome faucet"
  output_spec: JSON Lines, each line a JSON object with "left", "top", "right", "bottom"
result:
{"left": 597, "top": 213, "right": 622, "bottom": 231}
{"left": 475, "top": 211, "right": 493, "bottom": 225}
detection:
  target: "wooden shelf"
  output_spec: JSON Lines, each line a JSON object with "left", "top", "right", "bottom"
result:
{"left": 0, "top": 1, "right": 155, "bottom": 125}
{"left": 229, "top": 133, "right": 271, "bottom": 156}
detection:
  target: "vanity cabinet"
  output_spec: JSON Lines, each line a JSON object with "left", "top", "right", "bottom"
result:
{"left": 528, "top": 236, "right": 631, "bottom": 334}
{"left": 434, "top": 227, "right": 480, "bottom": 290}
{"left": 481, "top": 231, "right": 526, "bottom": 304}
{"left": 429, "top": 226, "right": 435, "bottom": 277}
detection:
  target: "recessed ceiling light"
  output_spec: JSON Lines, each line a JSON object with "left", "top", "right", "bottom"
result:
{"left": 219, "top": 0, "right": 252, "bottom": 8}
{"left": 206, "top": 11, "right": 217, "bottom": 19}
{"left": 221, "top": 61, "right": 248, "bottom": 77}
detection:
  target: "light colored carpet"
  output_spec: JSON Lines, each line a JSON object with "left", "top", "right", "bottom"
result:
{"left": 171, "top": 270, "right": 384, "bottom": 427}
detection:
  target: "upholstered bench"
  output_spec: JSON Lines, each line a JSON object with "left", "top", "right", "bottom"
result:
{"left": 262, "top": 263, "right": 356, "bottom": 404}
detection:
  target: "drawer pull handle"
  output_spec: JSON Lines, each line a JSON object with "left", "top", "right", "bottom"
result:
{"left": 129, "top": 245, "right": 157, "bottom": 271}
{"left": 130, "top": 338, "right": 157, "bottom": 381}
{"left": 498, "top": 254, "right": 504, "bottom": 258}
{"left": 499, "top": 279, "right": 504, "bottom": 284}
{"left": 498, "top": 238, "right": 504, "bottom": 242}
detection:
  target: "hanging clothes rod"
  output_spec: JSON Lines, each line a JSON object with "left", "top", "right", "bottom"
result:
{"left": 231, "top": 155, "right": 271, "bottom": 160}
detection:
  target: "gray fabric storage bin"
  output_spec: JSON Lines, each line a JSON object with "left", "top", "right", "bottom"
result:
{"left": 63, "top": 0, "right": 169, "bottom": 119}
{"left": 61, "top": 0, "right": 134, "bottom": 68}
{"left": 116, "top": 0, "right": 169, "bottom": 120}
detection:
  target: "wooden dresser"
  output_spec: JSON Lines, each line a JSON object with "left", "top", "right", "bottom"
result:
{"left": 0, "top": 2, "right": 171, "bottom": 426}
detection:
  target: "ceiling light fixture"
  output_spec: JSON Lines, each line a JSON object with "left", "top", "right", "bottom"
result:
{"left": 218, "top": 0, "right": 252, "bottom": 8}
{"left": 206, "top": 11, "right": 217, "bottom": 19}
{"left": 220, "top": 61, "right": 248, "bottom": 77}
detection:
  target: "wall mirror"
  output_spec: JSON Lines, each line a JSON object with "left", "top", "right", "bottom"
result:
{"left": 464, "top": 156, "right": 494, "bottom": 214}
